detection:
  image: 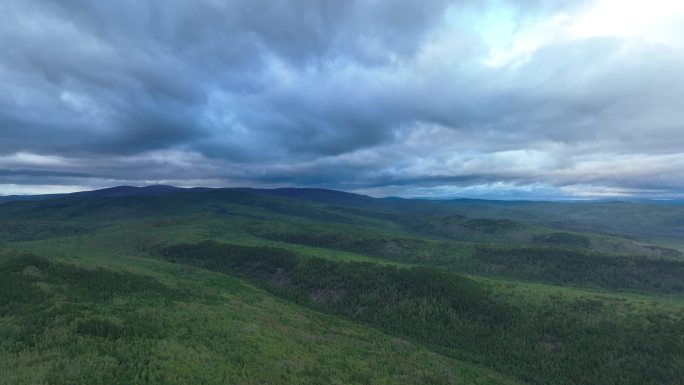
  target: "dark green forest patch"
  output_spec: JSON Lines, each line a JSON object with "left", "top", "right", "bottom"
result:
{"left": 470, "top": 247, "right": 684, "bottom": 294}
{"left": 249, "top": 224, "right": 461, "bottom": 264}
{"left": 0, "top": 251, "right": 522, "bottom": 385}
{"left": 250, "top": 224, "right": 684, "bottom": 294}
{"left": 531, "top": 232, "right": 592, "bottom": 248}
{"left": 0, "top": 254, "right": 187, "bottom": 340}
{"left": 157, "top": 241, "right": 684, "bottom": 385}
{"left": 0, "top": 220, "right": 98, "bottom": 242}
{"left": 462, "top": 218, "right": 520, "bottom": 233}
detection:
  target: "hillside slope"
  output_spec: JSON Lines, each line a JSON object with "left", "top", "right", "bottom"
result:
{"left": 2, "top": 187, "right": 684, "bottom": 384}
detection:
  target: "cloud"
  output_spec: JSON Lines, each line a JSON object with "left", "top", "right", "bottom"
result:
{"left": 1, "top": 0, "right": 683, "bottom": 198}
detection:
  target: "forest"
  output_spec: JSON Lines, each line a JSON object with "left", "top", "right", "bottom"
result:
{"left": 1, "top": 187, "right": 683, "bottom": 384}
{"left": 158, "top": 241, "right": 684, "bottom": 385}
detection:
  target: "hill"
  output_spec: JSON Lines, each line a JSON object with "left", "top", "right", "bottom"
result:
{"left": 1, "top": 186, "right": 684, "bottom": 384}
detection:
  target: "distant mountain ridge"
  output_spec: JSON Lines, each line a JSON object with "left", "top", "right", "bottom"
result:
{"left": 3, "top": 184, "right": 684, "bottom": 205}
{"left": 2, "top": 185, "right": 684, "bottom": 248}
{"left": 0, "top": 193, "right": 66, "bottom": 204}
{"left": 240, "top": 187, "right": 377, "bottom": 206}
{"left": 0, "top": 185, "right": 206, "bottom": 204}
{"left": 67, "top": 185, "right": 210, "bottom": 198}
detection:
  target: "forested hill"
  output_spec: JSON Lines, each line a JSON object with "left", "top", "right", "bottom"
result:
{"left": 1, "top": 186, "right": 684, "bottom": 384}
{"left": 3, "top": 185, "right": 684, "bottom": 253}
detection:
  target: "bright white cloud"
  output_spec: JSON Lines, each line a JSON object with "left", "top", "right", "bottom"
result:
{"left": 569, "top": 0, "right": 684, "bottom": 41}
{"left": 0, "top": 152, "right": 71, "bottom": 167}
{"left": 481, "top": 0, "right": 684, "bottom": 67}
{"left": 0, "top": 184, "right": 88, "bottom": 196}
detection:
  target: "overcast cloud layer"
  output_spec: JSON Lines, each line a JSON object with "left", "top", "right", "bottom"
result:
{"left": 2, "top": 0, "right": 684, "bottom": 199}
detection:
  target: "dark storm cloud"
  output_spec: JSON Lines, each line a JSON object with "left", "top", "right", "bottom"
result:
{"left": 0, "top": 169, "right": 91, "bottom": 178}
{"left": 0, "top": 0, "right": 457, "bottom": 157}
{"left": 1, "top": 0, "right": 684, "bottom": 198}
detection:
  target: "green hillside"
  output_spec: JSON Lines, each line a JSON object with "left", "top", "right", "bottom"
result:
{"left": 1, "top": 252, "right": 519, "bottom": 385}
{"left": 1, "top": 188, "right": 683, "bottom": 384}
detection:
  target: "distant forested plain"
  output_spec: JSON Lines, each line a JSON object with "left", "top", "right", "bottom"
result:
{"left": 1, "top": 186, "right": 683, "bottom": 384}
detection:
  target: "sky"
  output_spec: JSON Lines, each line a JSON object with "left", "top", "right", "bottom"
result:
{"left": 1, "top": 0, "right": 684, "bottom": 199}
